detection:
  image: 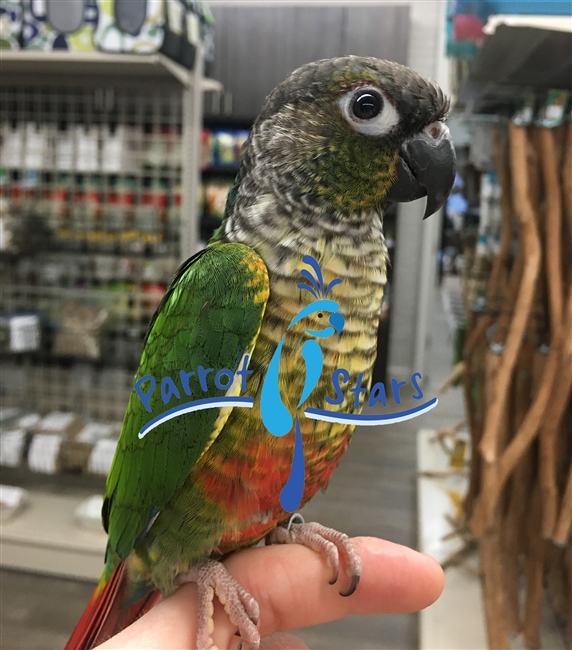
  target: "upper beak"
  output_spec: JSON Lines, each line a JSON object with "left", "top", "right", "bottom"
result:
{"left": 386, "top": 122, "right": 456, "bottom": 219}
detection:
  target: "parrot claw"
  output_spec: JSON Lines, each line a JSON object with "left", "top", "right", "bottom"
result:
{"left": 266, "top": 520, "right": 362, "bottom": 597}
{"left": 176, "top": 559, "right": 261, "bottom": 650}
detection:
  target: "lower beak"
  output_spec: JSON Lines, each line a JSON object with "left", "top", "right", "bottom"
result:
{"left": 386, "top": 122, "right": 456, "bottom": 219}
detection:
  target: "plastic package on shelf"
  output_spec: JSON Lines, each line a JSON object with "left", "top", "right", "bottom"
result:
{"left": 34, "top": 412, "right": 85, "bottom": 437}
{"left": 0, "top": 429, "right": 28, "bottom": 468}
{"left": 1, "top": 123, "right": 24, "bottom": 169}
{"left": 74, "top": 494, "right": 105, "bottom": 531}
{"left": 88, "top": 437, "right": 118, "bottom": 476}
{"left": 94, "top": 0, "right": 200, "bottom": 69}
{"left": 24, "top": 413, "right": 122, "bottom": 475}
{"left": 52, "top": 301, "right": 109, "bottom": 361}
{"left": 203, "top": 179, "right": 233, "bottom": 222}
{"left": 0, "top": 0, "right": 23, "bottom": 50}
{"left": 27, "top": 433, "right": 65, "bottom": 474}
{"left": 0, "top": 485, "right": 28, "bottom": 521}
{"left": 101, "top": 125, "right": 140, "bottom": 175}
{"left": 0, "top": 313, "right": 41, "bottom": 353}
{"left": 23, "top": 0, "right": 99, "bottom": 51}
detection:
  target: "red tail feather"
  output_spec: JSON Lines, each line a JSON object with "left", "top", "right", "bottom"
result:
{"left": 64, "top": 562, "right": 161, "bottom": 650}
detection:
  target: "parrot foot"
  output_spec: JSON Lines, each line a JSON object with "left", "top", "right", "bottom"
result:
{"left": 266, "top": 515, "right": 362, "bottom": 597}
{"left": 176, "top": 559, "right": 261, "bottom": 650}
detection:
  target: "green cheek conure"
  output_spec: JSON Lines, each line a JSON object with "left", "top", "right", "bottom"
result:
{"left": 66, "top": 56, "right": 455, "bottom": 650}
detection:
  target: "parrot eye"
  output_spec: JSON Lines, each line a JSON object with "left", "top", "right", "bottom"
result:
{"left": 337, "top": 86, "right": 399, "bottom": 137}
{"left": 317, "top": 313, "right": 323, "bottom": 318}
{"left": 352, "top": 90, "right": 383, "bottom": 120}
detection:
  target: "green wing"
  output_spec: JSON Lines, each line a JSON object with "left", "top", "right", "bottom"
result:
{"left": 103, "top": 243, "right": 270, "bottom": 560}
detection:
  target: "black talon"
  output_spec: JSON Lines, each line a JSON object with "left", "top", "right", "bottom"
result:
{"left": 328, "top": 569, "right": 339, "bottom": 585}
{"left": 236, "top": 643, "right": 243, "bottom": 650}
{"left": 339, "top": 574, "right": 360, "bottom": 597}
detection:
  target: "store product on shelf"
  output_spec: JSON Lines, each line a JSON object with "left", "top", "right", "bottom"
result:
{"left": 95, "top": 0, "right": 208, "bottom": 69}
{"left": 201, "top": 128, "right": 249, "bottom": 170}
{"left": 195, "top": 0, "right": 215, "bottom": 75}
{"left": 74, "top": 495, "right": 105, "bottom": 530}
{"left": 28, "top": 433, "right": 64, "bottom": 473}
{"left": 76, "top": 421, "right": 120, "bottom": 443}
{"left": 101, "top": 125, "right": 140, "bottom": 174}
{"left": 0, "top": 429, "right": 28, "bottom": 468}
{"left": 0, "top": 408, "right": 22, "bottom": 425}
{"left": 60, "top": 438, "right": 94, "bottom": 472}
{"left": 103, "top": 176, "right": 135, "bottom": 254}
{"left": 52, "top": 301, "right": 108, "bottom": 360}
{"left": 28, "top": 410, "right": 86, "bottom": 474}
{"left": 23, "top": 122, "right": 51, "bottom": 169}
{"left": 180, "top": 0, "right": 201, "bottom": 69}
{"left": 0, "top": 312, "right": 41, "bottom": 353}
{"left": 87, "top": 437, "right": 118, "bottom": 476}
{"left": 0, "top": 485, "right": 28, "bottom": 520}
{"left": 1, "top": 122, "right": 24, "bottom": 168}
{"left": 2, "top": 0, "right": 214, "bottom": 66}
{"left": 202, "top": 178, "right": 232, "bottom": 221}
{"left": 137, "top": 180, "right": 168, "bottom": 254}
{"left": 69, "top": 175, "right": 102, "bottom": 252}
{"left": 34, "top": 411, "right": 85, "bottom": 436}
{"left": 167, "top": 189, "right": 181, "bottom": 254}
{"left": 142, "top": 125, "right": 181, "bottom": 170}
{"left": 75, "top": 125, "right": 100, "bottom": 172}
{"left": 55, "top": 125, "right": 76, "bottom": 171}
{"left": 0, "top": 0, "right": 22, "bottom": 50}
{"left": 23, "top": 0, "right": 99, "bottom": 51}
{"left": 95, "top": 0, "right": 160, "bottom": 54}
{"left": 160, "top": 0, "right": 187, "bottom": 63}
{"left": 16, "top": 412, "right": 41, "bottom": 430}
{"left": 52, "top": 174, "right": 71, "bottom": 246}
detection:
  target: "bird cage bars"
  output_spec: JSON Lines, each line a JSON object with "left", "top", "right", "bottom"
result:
{"left": 0, "top": 84, "right": 186, "bottom": 421}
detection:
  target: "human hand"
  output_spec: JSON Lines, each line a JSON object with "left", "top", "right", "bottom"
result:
{"left": 98, "top": 536, "right": 444, "bottom": 650}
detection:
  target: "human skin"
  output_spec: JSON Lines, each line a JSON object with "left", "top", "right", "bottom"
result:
{"left": 98, "top": 537, "right": 444, "bottom": 650}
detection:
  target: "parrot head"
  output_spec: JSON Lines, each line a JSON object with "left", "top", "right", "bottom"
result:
{"left": 236, "top": 56, "right": 455, "bottom": 218}
{"left": 287, "top": 299, "right": 345, "bottom": 339}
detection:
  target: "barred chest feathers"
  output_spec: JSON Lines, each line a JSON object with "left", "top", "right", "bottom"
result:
{"left": 223, "top": 194, "right": 388, "bottom": 409}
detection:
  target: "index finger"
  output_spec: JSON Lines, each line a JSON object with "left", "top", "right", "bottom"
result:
{"left": 224, "top": 536, "right": 444, "bottom": 634}
{"left": 99, "top": 537, "right": 443, "bottom": 649}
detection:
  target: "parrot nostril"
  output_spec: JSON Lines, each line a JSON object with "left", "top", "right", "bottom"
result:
{"left": 425, "top": 121, "right": 444, "bottom": 140}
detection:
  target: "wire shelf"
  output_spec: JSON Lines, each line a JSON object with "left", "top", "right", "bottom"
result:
{"left": 1, "top": 83, "right": 187, "bottom": 420}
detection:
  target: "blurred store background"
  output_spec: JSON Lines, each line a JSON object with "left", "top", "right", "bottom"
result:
{"left": 0, "top": 1, "right": 571, "bottom": 649}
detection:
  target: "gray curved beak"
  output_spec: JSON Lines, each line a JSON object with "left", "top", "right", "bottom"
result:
{"left": 386, "top": 122, "right": 456, "bottom": 219}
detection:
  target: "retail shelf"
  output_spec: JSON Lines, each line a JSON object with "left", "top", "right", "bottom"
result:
{"left": 1, "top": 489, "right": 106, "bottom": 582}
{"left": 456, "top": 23, "right": 572, "bottom": 113}
{"left": 417, "top": 429, "right": 565, "bottom": 650}
{"left": 0, "top": 50, "right": 222, "bottom": 91}
{"left": 416, "top": 428, "right": 487, "bottom": 650}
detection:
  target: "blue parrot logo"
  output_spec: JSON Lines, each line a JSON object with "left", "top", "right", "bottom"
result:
{"left": 260, "top": 255, "right": 345, "bottom": 513}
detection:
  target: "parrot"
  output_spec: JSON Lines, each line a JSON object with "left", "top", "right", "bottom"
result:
{"left": 65, "top": 55, "right": 455, "bottom": 650}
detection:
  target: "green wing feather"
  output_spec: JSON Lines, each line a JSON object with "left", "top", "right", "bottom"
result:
{"left": 103, "top": 243, "right": 270, "bottom": 560}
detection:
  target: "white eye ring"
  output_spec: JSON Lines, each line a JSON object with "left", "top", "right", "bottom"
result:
{"left": 337, "top": 86, "right": 400, "bottom": 137}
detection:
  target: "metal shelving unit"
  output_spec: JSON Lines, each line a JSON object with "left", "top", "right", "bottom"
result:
{"left": 0, "top": 50, "right": 222, "bottom": 421}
